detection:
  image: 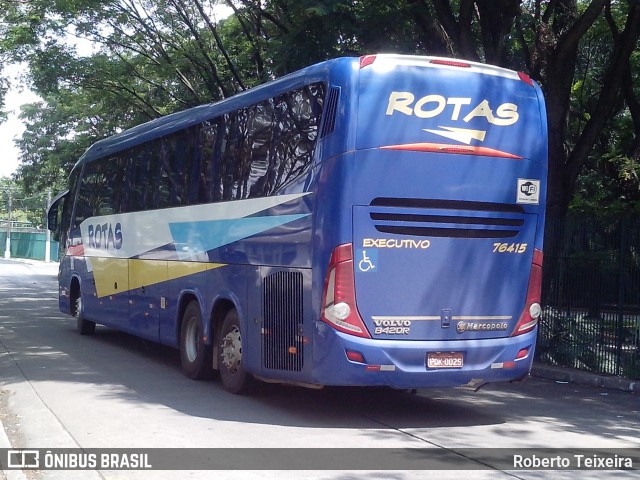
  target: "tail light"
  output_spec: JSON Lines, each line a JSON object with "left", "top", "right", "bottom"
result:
{"left": 518, "top": 71, "right": 534, "bottom": 86}
{"left": 512, "top": 249, "right": 543, "bottom": 336}
{"left": 321, "top": 244, "right": 371, "bottom": 338}
{"left": 429, "top": 59, "right": 471, "bottom": 68}
{"left": 360, "top": 55, "right": 377, "bottom": 69}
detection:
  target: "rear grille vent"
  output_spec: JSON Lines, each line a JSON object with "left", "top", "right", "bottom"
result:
{"left": 262, "top": 271, "right": 304, "bottom": 372}
{"left": 371, "top": 198, "right": 525, "bottom": 213}
{"left": 370, "top": 198, "right": 525, "bottom": 239}
{"left": 320, "top": 87, "right": 340, "bottom": 138}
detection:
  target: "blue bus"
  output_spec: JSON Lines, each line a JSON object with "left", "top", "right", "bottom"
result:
{"left": 48, "top": 55, "right": 547, "bottom": 394}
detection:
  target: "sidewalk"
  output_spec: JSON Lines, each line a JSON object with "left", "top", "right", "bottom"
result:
{"left": 531, "top": 364, "right": 638, "bottom": 393}
{"left": 0, "top": 258, "right": 59, "bottom": 274}
{"left": 6, "top": 258, "right": 59, "bottom": 268}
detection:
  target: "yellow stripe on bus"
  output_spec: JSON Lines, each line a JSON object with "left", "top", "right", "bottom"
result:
{"left": 92, "top": 258, "right": 226, "bottom": 298}
{"left": 164, "top": 260, "right": 226, "bottom": 283}
{"left": 92, "top": 257, "right": 129, "bottom": 298}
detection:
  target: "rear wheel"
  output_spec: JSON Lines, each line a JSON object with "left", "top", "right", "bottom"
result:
{"left": 180, "top": 301, "right": 212, "bottom": 379}
{"left": 74, "top": 292, "right": 96, "bottom": 335}
{"left": 219, "top": 308, "right": 252, "bottom": 394}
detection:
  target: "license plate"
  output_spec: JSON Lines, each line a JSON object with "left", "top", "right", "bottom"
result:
{"left": 427, "top": 352, "right": 464, "bottom": 369}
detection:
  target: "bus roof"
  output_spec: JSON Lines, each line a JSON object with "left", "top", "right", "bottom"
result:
{"left": 74, "top": 54, "right": 539, "bottom": 168}
{"left": 74, "top": 58, "right": 346, "bottom": 167}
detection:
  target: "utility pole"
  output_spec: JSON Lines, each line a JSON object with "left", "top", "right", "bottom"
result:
{"left": 45, "top": 189, "right": 51, "bottom": 263}
{"left": 4, "top": 186, "right": 11, "bottom": 259}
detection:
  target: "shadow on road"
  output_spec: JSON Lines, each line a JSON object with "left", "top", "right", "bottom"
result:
{"left": 0, "top": 268, "right": 506, "bottom": 432}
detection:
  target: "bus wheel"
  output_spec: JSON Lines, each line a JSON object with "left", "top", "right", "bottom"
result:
{"left": 75, "top": 293, "right": 95, "bottom": 335}
{"left": 180, "top": 301, "right": 212, "bottom": 380}
{"left": 219, "top": 308, "right": 252, "bottom": 394}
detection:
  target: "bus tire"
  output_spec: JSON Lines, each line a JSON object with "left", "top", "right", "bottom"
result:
{"left": 219, "top": 308, "right": 252, "bottom": 394}
{"left": 180, "top": 301, "right": 212, "bottom": 380}
{"left": 75, "top": 293, "right": 96, "bottom": 336}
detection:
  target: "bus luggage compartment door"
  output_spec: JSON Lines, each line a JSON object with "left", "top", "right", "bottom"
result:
{"left": 352, "top": 203, "right": 538, "bottom": 341}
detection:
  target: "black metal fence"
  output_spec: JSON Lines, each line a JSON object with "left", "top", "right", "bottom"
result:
{"left": 536, "top": 217, "right": 640, "bottom": 379}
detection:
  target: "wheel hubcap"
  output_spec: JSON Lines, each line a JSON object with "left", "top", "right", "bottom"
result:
{"left": 221, "top": 327, "right": 242, "bottom": 373}
{"left": 75, "top": 297, "right": 82, "bottom": 318}
{"left": 185, "top": 318, "right": 199, "bottom": 363}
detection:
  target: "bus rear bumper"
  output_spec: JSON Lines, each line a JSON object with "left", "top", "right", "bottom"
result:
{"left": 312, "top": 322, "right": 538, "bottom": 389}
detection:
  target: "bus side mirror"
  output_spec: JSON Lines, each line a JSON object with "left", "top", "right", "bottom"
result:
{"left": 47, "top": 203, "right": 59, "bottom": 233}
{"left": 47, "top": 191, "right": 68, "bottom": 242}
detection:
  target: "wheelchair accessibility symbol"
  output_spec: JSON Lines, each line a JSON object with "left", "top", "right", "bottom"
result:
{"left": 357, "top": 249, "right": 377, "bottom": 272}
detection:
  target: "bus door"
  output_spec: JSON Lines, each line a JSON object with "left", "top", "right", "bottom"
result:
{"left": 77, "top": 215, "right": 130, "bottom": 331}
{"left": 128, "top": 259, "right": 166, "bottom": 341}
{"left": 85, "top": 255, "right": 130, "bottom": 330}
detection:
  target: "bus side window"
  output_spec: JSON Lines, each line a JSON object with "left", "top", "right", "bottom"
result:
{"left": 221, "top": 112, "right": 242, "bottom": 201}
{"left": 269, "top": 83, "right": 324, "bottom": 194}
{"left": 196, "top": 83, "right": 325, "bottom": 203}
{"left": 157, "top": 138, "right": 178, "bottom": 208}
{"left": 199, "top": 121, "right": 214, "bottom": 204}
{"left": 199, "top": 118, "right": 227, "bottom": 203}
{"left": 76, "top": 159, "right": 120, "bottom": 220}
{"left": 59, "top": 170, "right": 80, "bottom": 246}
{"left": 182, "top": 126, "right": 201, "bottom": 205}
{"left": 247, "top": 99, "right": 275, "bottom": 198}
{"left": 72, "top": 166, "right": 97, "bottom": 243}
{"left": 127, "top": 146, "right": 162, "bottom": 212}
{"left": 158, "top": 133, "right": 186, "bottom": 207}
{"left": 126, "top": 150, "right": 143, "bottom": 212}
{"left": 159, "top": 129, "right": 200, "bottom": 207}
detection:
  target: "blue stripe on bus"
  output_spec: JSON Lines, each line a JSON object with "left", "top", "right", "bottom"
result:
{"left": 168, "top": 214, "right": 310, "bottom": 260}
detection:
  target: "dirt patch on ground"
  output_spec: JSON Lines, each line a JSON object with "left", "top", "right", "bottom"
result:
{"left": 0, "top": 389, "right": 40, "bottom": 479}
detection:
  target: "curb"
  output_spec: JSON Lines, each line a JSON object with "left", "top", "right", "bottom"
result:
{"left": 0, "top": 422, "right": 28, "bottom": 480}
{"left": 0, "top": 351, "right": 102, "bottom": 480}
{"left": 5, "top": 259, "right": 59, "bottom": 267}
{"left": 531, "top": 364, "right": 638, "bottom": 393}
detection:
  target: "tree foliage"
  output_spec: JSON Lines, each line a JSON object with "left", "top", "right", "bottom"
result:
{"left": 0, "top": 176, "right": 49, "bottom": 226}
{"left": 1, "top": 0, "right": 640, "bottom": 219}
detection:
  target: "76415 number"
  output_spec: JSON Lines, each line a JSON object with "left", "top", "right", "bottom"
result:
{"left": 493, "top": 243, "right": 527, "bottom": 254}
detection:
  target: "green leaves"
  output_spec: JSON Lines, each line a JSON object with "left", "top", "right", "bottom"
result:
{"left": 1, "top": 1, "right": 640, "bottom": 217}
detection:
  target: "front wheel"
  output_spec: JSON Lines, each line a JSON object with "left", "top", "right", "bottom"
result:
{"left": 219, "top": 308, "right": 253, "bottom": 394}
{"left": 180, "top": 301, "right": 212, "bottom": 379}
{"left": 74, "top": 293, "right": 95, "bottom": 336}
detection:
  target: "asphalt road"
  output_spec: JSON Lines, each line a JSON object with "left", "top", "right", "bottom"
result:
{"left": 0, "top": 259, "right": 638, "bottom": 480}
